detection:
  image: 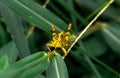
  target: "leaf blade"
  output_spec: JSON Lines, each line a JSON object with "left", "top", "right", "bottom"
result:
{"left": 0, "top": 4, "right": 31, "bottom": 58}
{"left": 0, "top": 52, "right": 50, "bottom": 78}
{"left": 46, "top": 53, "right": 68, "bottom": 78}
{"left": 0, "top": 0, "right": 67, "bottom": 33}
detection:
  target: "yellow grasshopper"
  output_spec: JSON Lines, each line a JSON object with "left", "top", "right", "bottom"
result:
{"left": 47, "top": 23, "right": 72, "bottom": 58}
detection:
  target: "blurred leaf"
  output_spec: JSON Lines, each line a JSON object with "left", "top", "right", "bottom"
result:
{"left": 0, "top": 23, "right": 8, "bottom": 46}
{"left": 75, "top": 0, "right": 120, "bottom": 21}
{"left": 0, "top": 4, "right": 31, "bottom": 58}
{"left": 49, "top": 2, "right": 70, "bottom": 23}
{"left": 0, "top": 52, "right": 50, "bottom": 78}
{"left": 27, "top": 34, "right": 38, "bottom": 53}
{"left": 67, "top": 0, "right": 78, "bottom": 33}
{"left": 84, "top": 70, "right": 118, "bottom": 78}
{"left": 0, "top": 0, "right": 67, "bottom": 33}
{"left": 0, "top": 41, "right": 18, "bottom": 64}
{"left": 0, "top": 54, "right": 9, "bottom": 72}
{"left": 70, "top": 52, "right": 91, "bottom": 71}
{"left": 75, "top": 46, "right": 119, "bottom": 76}
{"left": 56, "top": 0, "right": 88, "bottom": 26}
{"left": 46, "top": 53, "right": 68, "bottom": 78}
{"left": 71, "top": 51, "right": 103, "bottom": 77}
{"left": 83, "top": 55, "right": 102, "bottom": 78}
{"left": 101, "top": 23, "right": 120, "bottom": 54}
{"left": 116, "top": 0, "right": 120, "bottom": 4}
{"left": 34, "top": 74, "right": 46, "bottom": 78}
{"left": 82, "top": 37, "right": 107, "bottom": 56}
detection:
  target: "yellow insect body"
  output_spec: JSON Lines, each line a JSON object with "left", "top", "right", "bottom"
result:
{"left": 47, "top": 23, "right": 72, "bottom": 58}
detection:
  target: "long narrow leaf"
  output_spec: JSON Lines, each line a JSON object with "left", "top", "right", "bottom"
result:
{"left": 0, "top": 4, "right": 31, "bottom": 58}
{"left": 0, "top": 23, "right": 8, "bottom": 46}
{"left": 75, "top": 46, "right": 119, "bottom": 76}
{"left": 0, "top": 41, "right": 18, "bottom": 64}
{"left": 46, "top": 53, "right": 68, "bottom": 78}
{"left": 0, "top": 52, "right": 50, "bottom": 78}
{"left": 56, "top": 0, "right": 88, "bottom": 26}
{"left": 0, "top": 54, "right": 9, "bottom": 72}
{"left": 101, "top": 23, "right": 120, "bottom": 54}
{"left": 0, "top": 0, "right": 68, "bottom": 33}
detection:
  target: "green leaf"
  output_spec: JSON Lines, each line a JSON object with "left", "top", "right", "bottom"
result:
{"left": 75, "top": 0, "right": 120, "bottom": 21}
{"left": 82, "top": 37, "right": 107, "bottom": 56}
{"left": 49, "top": 2, "right": 71, "bottom": 23}
{"left": 0, "top": 0, "right": 67, "bottom": 33}
{"left": 80, "top": 45, "right": 102, "bottom": 78}
{"left": 101, "top": 23, "right": 120, "bottom": 54}
{"left": 0, "top": 4, "right": 31, "bottom": 58}
{"left": 46, "top": 53, "right": 68, "bottom": 78}
{"left": 0, "top": 23, "right": 8, "bottom": 46}
{"left": 75, "top": 46, "right": 119, "bottom": 76}
{"left": 56, "top": 0, "right": 88, "bottom": 26}
{"left": 0, "top": 52, "right": 50, "bottom": 78}
{"left": 71, "top": 50, "right": 102, "bottom": 78}
{"left": 0, "top": 54, "right": 9, "bottom": 72}
{"left": 0, "top": 41, "right": 18, "bottom": 64}
{"left": 70, "top": 52, "right": 92, "bottom": 71}
{"left": 34, "top": 74, "right": 46, "bottom": 78}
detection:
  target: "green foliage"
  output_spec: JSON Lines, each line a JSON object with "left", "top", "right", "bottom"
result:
{"left": 0, "top": 52, "right": 49, "bottom": 78}
{"left": 101, "top": 23, "right": 120, "bottom": 54}
{"left": 0, "top": 5, "right": 31, "bottom": 58}
{"left": 0, "top": 41, "right": 19, "bottom": 64}
{"left": 46, "top": 53, "right": 68, "bottom": 78}
{"left": 0, "top": 54, "right": 9, "bottom": 71}
{"left": 0, "top": 0, "right": 120, "bottom": 78}
{"left": 82, "top": 37, "right": 107, "bottom": 56}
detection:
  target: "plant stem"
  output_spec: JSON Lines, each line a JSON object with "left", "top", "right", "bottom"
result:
{"left": 67, "top": 0, "right": 114, "bottom": 54}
